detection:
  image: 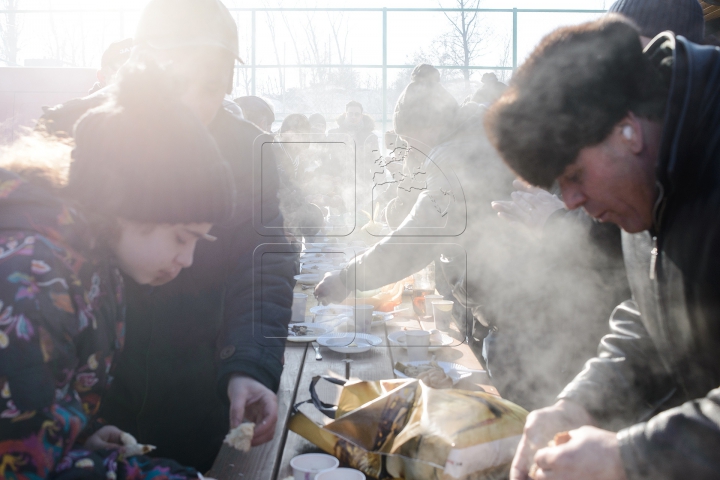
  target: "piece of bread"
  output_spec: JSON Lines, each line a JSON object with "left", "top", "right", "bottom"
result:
{"left": 224, "top": 422, "right": 255, "bottom": 452}
{"left": 528, "top": 431, "right": 571, "bottom": 479}
{"left": 120, "top": 432, "right": 156, "bottom": 457}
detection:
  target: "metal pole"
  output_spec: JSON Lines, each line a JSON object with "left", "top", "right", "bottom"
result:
{"left": 382, "top": 8, "right": 387, "bottom": 154}
{"left": 512, "top": 8, "right": 518, "bottom": 71}
{"left": 251, "top": 9, "right": 257, "bottom": 96}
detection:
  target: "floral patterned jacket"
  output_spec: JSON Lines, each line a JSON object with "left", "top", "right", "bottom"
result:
{"left": 0, "top": 170, "right": 197, "bottom": 480}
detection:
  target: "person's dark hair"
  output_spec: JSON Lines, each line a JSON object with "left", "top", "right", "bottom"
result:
{"left": 279, "top": 113, "right": 312, "bottom": 134}
{"left": 234, "top": 95, "right": 275, "bottom": 127}
{"left": 346, "top": 100, "right": 363, "bottom": 112}
{"left": 485, "top": 16, "right": 669, "bottom": 188}
{"left": 481, "top": 72, "right": 500, "bottom": 85}
{"left": 69, "top": 59, "right": 235, "bottom": 225}
{"left": 393, "top": 64, "right": 459, "bottom": 137}
{"left": 472, "top": 72, "right": 508, "bottom": 106}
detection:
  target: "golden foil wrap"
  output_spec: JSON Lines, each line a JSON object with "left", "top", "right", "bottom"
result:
{"left": 288, "top": 378, "right": 527, "bottom": 480}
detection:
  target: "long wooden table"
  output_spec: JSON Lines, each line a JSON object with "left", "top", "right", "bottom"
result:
{"left": 207, "top": 285, "right": 495, "bottom": 480}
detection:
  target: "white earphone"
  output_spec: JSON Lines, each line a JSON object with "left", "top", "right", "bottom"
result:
{"left": 622, "top": 125, "right": 633, "bottom": 140}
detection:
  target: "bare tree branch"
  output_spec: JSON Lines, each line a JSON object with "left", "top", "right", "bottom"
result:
{"left": 435, "top": 0, "right": 490, "bottom": 91}
{"left": 264, "top": 9, "right": 285, "bottom": 95}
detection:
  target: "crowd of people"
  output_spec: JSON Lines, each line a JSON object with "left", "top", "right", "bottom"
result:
{"left": 1, "top": 0, "right": 719, "bottom": 478}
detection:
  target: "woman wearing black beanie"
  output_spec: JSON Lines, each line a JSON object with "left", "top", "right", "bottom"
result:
{"left": 0, "top": 60, "right": 233, "bottom": 479}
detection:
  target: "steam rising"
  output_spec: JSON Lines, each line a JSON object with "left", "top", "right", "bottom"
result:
{"left": 273, "top": 110, "right": 629, "bottom": 410}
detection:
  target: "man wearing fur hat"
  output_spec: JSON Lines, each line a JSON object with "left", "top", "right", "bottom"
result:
{"left": 486, "top": 10, "right": 720, "bottom": 480}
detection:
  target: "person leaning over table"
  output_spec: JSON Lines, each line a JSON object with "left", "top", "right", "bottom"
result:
{"left": 484, "top": 15, "right": 720, "bottom": 480}
{"left": 314, "top": 63, "right": 516, "bottom": 358}
{"left": 37, "top": 0, "right": 297, "bottom": 472}
{"left": 491, "top": 0, "right": 705, "bottom": 231}
{"left": 485, "top": 0, "right": 705, "bottom": 413}
{"left": 490, "top": 0, "right": 705, "bottom": 271}
{"left": 0, "top": 60, "right": 234, "bottom": 479}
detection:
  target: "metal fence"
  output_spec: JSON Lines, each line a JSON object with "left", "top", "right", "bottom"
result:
{"left": 229, "top": 7, "right": 606, "bottom": 136}
{"left": 0, "top": 6, "right": 606, "bottom": 135}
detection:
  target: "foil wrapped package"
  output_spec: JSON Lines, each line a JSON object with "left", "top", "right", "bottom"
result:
{"left": 288, "top": 377, "right": 527, "bottom": 480}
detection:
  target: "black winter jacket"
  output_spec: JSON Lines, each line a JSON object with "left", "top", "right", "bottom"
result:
{"left": 558, "top": 34, "right": 720, "bottom": 479}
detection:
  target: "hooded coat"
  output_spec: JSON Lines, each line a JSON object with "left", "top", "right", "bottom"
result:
{"left": 38, "top": 97, "right": 296, "bottom": 471}
{"left": 0, "top": 170, "right": 197, "bottom": 479}
{"left": 559, "top": 34, "right": 720, "bottom": 479}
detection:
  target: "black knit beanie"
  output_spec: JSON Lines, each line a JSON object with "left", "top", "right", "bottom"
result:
{"left": 393, "top": 64, "right": 459, "bottom": 136}
{"left": 69, "top": 61, "right": 235, "bottom": 225}
{"left": 609, "top": 0, "right": 704, "bottom": 43}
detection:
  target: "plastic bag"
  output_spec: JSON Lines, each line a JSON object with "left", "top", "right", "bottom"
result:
{"left": 288, "top": 376, "right": 527, "bottom": 479}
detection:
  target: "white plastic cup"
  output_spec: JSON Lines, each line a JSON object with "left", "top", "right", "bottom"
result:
{"left": 353, "top": 304, "right": 374, "bottom": 334}
{"left": 432, "top": 300, "right": 455, "bottom": 332}
{"left": 316, "top": 467, "right": 366, "bottom": 480}
{"left": 291, "top": 293, "right": 309, "bottom": 323}
{"left": 406, "top": 330, "right": 431, "bottom": 362}
{"left": 424, "top": 294, "right": 443, "bottom": 318}
{"left": 290, "top": 453, "right": 339, "bottom": 480}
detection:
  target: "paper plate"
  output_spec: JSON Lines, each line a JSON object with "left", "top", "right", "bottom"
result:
{"left": 287, "top": 323, "right": 332, "bottom": 342}
{"left": 300, "top": 252, "right": 330, "bottom": 261}
{"left": 320, "top": 243, "right": 348, "bottom": 252}
{"left": 387, "top": 330, "right": 454, "bottom": 351}
{"left": 310, "top": 305, "right": 354, "bottom": 316}
{"left": 393, "top": 361, "right": 477, "bottom": 384}
{"left": 317, "top": 332, "right": 382, "bottom": 354}
{"left": 294, "top": 274, "right": 322, "bottom": 285}
{"left": 300, "top": 263, "right": 335, "bottom": 274}
{"left": 372, "top": 311, "right": 395, "bottom": 324}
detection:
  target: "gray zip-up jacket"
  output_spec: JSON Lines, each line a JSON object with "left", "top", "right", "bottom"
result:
{"left": 558, "top": 33, "right": 720, "bottom": 479}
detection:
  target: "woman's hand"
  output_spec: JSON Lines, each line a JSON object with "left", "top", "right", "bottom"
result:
{"left": 314, "top": 270, "right": 351, "bottom": 305}
{"left": 84, "top": 425, "right": 126, "bottom": 452}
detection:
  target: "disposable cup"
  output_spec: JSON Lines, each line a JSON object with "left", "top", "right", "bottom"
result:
{"left": 290, "top": 453, "right": 339, "bottom": 480}
{"left": 291, "top": 293, "right": 308, "bottom": 323}
{"left": 316, "top": 467, "right": 366, "bottom": 480}
{"left": 432, "top": 300, "right": 455, "bottom": 332}
{"left": 424, "top": 294, "right": 444, "bottom": 317}
{"left": 353, "top": 304, "right": 374, "bottom": 334}
{"left": 406, "top": 330, "right": 431, "bottom": 362}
